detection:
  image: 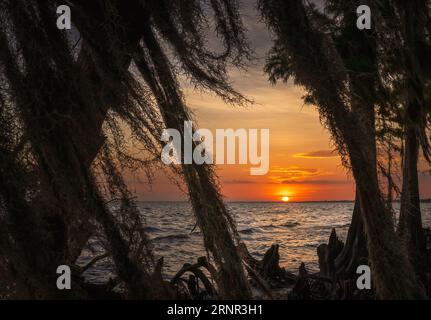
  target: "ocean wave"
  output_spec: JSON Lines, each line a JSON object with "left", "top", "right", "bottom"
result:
{"left": 80, "top": 201, "right": 431, "bottom": 281}
{"left": 239, "top": 222, "right": 300, "bottom": 234}
{"left": 153, "top": 234, "right": 190, "bottom": 241}
{"left": 279, "top": 221, "right": 300, "bottom": 228}
{"left": 143, "top": 226, "right": 162, "bottom": 233}
{"left": 239, "top": 227, "right": 257, "bottom": 234}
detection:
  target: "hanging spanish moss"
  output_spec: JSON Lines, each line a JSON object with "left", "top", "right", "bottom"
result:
{"left": 0, "top": 0, "right": 251, "bottom": 299}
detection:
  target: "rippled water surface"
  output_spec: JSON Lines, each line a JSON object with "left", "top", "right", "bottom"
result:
{"left": 80, "top": 201, "right": 431, "bottom": 283}
{"left": 145, "top": 202, "right": 431, "bottom": 276}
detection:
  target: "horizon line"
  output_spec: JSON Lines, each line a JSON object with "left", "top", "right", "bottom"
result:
{"left": 136, "top": 199, "right": 431, "bottom": 203}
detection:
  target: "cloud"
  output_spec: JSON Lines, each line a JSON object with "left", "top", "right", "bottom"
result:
{"left": 293, "top": 150, "right": 338, "bottom": 158}
{"left": 268, "top": 166, "right": 323, "bottom": 183}
{"left": 223, "top": 179, "right": 258, "bottom": 184}
{"left": 280, "top": 179, "right": 352, "bottom": 185}
{"left": 267, "top": 166, "right": 352, "bottom": 186}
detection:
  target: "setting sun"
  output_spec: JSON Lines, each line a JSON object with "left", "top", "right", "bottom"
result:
{"left": 281, "top": 196, "right": 289, "bottom": 202}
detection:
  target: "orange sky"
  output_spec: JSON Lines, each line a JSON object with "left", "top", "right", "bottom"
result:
{"left": 129, "top": 71, "right": 358, "bottom": 202}
{"left": 183, "top": 72, "right": 356, "bottom": 202}
{"left": 126, "top": 2, "right": 430, "bottom": 202}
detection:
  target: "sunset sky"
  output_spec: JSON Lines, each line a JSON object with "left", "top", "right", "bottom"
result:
{"left": 128, "top": 1, "right": 430, "bottom": 202}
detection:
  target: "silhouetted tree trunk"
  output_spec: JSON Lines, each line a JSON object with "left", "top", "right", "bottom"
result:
{"left": 335, "top": 192, "right": 368, "bottom": 279}
{"left": 395, "top": 0, "right": 428, "bottom": 277}
{"left": 259, "top": 0, "right": 426, "bottom": 299}
{"left": 398, "top": 98, "right": 426, "bottom": 274}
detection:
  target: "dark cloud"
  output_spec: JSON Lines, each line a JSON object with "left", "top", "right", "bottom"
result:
{"left": 223, "top": 179, "right": 258, "bottom": 184}
{"left": 268, "top": 166, "right": 322, "bottom": 184}
{"left": 281, "top": 179, "right": 352, "bottom": 185}
{"left": 293, "top": 150, "right": 338, "bottom": 158}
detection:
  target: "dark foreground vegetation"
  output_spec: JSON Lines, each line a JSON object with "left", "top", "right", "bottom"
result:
{"left": 0, "top": 0, "right": 430, "bottom": 299}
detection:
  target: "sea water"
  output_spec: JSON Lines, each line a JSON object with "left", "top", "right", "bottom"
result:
{"left": 79, "top": 201, "right": 431, "bottom": 284}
